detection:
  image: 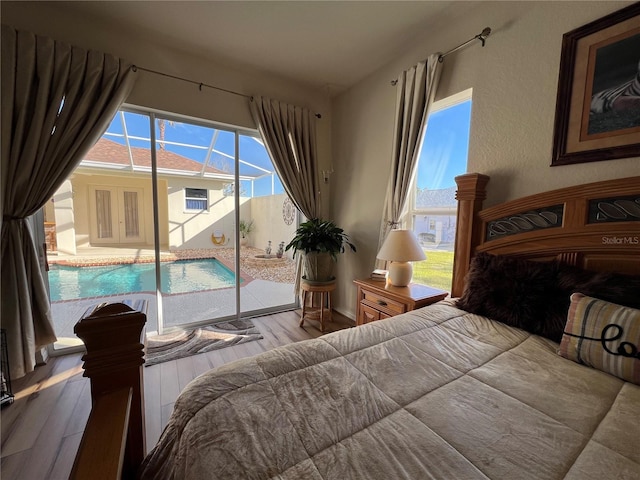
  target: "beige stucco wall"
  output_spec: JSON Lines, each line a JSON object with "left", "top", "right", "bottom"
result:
{"left": 51, "top": 180, "right": 76, "bottom": 255}
{"left": 166, "top": 177, "right": 250, "bottom": 250}
{"left": 330, "top": 1, "right": 639, "bottom": 318}
{"left": 58, "top": 170, "right": 252, "bottom": 252}
{"left": 67, "top": 172, "right": 168, "bottom": 249}
{"left": 249, "top": 194, "right": 298, "bottom": 259}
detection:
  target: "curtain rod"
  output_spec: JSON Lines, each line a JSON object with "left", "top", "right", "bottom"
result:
{"left": 131, "top": 64, "right": 322, "bottom": 118}
{"left": 391, "top": 27, "right": 491, "bottom": 86}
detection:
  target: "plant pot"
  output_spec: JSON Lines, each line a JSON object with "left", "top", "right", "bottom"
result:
{"left": 240, "top": 237, "right": 248, "bottom": 247}
{"left": 303, "top": 252, "right": 335, "bottom": 283}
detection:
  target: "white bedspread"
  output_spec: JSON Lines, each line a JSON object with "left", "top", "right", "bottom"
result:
{"left": 139, "top": 300, "right": 640, "bottom": 479}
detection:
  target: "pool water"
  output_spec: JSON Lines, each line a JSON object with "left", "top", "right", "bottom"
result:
{"left": 49, "top": 258, "right": 240, "bottom": 302}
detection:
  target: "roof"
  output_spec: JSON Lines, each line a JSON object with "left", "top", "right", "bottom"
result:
{"left": 415, "top": 186, "right": 457, "bottom": 209}
{"left": 83, "top": 138, "right": 227, "bottom": 175}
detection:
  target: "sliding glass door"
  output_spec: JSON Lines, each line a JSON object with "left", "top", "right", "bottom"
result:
{"left": 151, "top": 113, "right": 298, "bottom": 332}
{"left": 45, "top": 110, "right": 158, "bottom": 350}
{"left": 238, "top": 134, "right": 298, "bottom": 316}
{"left": 45, "top": 106, "right": 298, "bottom": 348}
{"left": 152, "top": 114, "right": 241, "bottom": 331}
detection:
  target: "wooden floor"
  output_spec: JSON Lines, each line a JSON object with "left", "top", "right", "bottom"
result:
{"left": 0, "top": 309, "right": 354, "bottom": 480}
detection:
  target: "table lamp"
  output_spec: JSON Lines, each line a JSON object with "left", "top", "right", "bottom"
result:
{"left": 376, "top": 229, "right": 426, "bottom": 287}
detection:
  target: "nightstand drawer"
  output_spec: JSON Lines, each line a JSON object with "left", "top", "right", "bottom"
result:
{"left": 354, "top": 279, "right": 448, "bottom": 329}
{"left": 361, "top": 289, "right": 406, "bottom": 316}
{"left": 359, "top": 303, "right": 380, "bottom": 325}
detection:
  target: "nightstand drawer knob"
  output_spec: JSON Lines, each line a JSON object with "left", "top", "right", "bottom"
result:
{"left": 377, "top": 300, "right": 388, "bottom": 306}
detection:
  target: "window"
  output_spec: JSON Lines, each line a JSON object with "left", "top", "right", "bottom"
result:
{"left": 185, "top": 188, "right": 208, "bottom": 210}
{"left": 407, "top": 89, "right": 472, "bottom": 291}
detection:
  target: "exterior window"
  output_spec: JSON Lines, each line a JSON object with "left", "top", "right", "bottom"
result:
{"left": 185, "top": 188, "right": 208, "bottom": 211}
{"left": 407, "top": 89, "right": 472, "bottom": 292}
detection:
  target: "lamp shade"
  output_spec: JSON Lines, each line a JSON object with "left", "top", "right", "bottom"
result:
{"left": 377, "top": 230, "right": 426, "bottom": 262}
{"left": 377, "top": 230, "right": 426, "bottom": 286}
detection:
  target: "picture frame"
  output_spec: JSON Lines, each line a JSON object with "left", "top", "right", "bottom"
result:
{"left": 551, "top": 3, "right": 640, "bottom": 166}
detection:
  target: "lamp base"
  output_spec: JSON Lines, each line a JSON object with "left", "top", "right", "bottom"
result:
{"left": 387, "top": 261, "right": 413, "bottom": 287}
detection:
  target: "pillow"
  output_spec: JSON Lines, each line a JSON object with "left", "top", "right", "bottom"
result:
{"left": 456, "top": 253, "right": 570, "bottom": 342}
{"left": 559, "top": 293, "right": 639, "bottom": 385}
{"left": 557, "top": 265, "right": 640, "bottom": 311}
{"left": 456, "top": 252, "right": 640, "bottom": 343}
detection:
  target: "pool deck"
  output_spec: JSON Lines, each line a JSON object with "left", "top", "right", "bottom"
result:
{"left": 50, "top": 247, "right": 297, "bottom": 348}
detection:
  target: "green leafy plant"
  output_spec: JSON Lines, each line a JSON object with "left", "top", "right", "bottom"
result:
{"left": 285, "top": 218, "right": 356, "bottom": 260}
{"left": 239, "top": 219, "right": 254, "bottom": 239}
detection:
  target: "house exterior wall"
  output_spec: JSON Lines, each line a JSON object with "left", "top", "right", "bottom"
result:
{"left": 249, "top": 193, "right": 298, "bottom": 259}
{"left": 59, "top": 172, "right": 169, "bottom": 250}
{"left": 50, "top": 180, "right": 76, "bottom": 255}
{"left": 413, "top": 214, "right": 457, "bottom": 246}
{"left": 166, "top": 177, "right": 250, "bottom": 250}
{"left": 331, "top": 1, "right": 639, "bottom": 318}
{"left": 55, "top": 171, "right": 255, "bottom": 251}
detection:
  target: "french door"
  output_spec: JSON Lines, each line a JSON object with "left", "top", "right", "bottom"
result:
{"left": 89, "top": 186, "right": 145, "bottom": 244}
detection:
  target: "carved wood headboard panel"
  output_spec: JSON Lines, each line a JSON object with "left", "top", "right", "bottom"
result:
{"left": 452, "top": 174, "right": 640, "bottom": 297}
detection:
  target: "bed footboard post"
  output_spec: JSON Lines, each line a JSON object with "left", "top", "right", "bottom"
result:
{"left": 453, "top": 173, "right": 489, "bottom": 297}
{"left": 74, "top": 302, "right": 147, "bottom": 479}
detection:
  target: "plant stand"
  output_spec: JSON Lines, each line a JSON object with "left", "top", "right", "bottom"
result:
{"left": 299, "top": 280, "right": 336, "bottom": 333}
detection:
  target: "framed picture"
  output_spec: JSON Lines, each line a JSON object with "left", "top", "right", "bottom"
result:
{"left": 552, "top": 3, "right": 640, "bottom": 166}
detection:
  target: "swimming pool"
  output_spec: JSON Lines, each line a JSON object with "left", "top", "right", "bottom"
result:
{"left": 48, "top": 258, "right": 240, "bottom": 302}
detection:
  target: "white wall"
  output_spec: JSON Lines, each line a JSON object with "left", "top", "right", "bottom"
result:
{"left": 250, "top": 194, "right": 298, "bottom": 259}
{"left": 331, "top": 1, "right": 639, "bottom": 318}
{"left": 166, "top": 178, "right": 249, "bottom": 250}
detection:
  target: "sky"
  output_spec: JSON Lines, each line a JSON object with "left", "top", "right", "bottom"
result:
{"left": 102, "top": 101, "right": 471, "bottom": 198}
{"left": 415, "top": 99, "right": 472, "bottom": 191}
{"left": 104, "top": 111, "right": 284, "bottom": 197}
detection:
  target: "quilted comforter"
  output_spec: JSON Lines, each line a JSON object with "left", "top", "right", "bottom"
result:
{"left": 139, "top": 300, "right": 640, "bottom": 479}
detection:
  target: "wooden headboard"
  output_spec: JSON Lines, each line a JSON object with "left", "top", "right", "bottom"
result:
{"left": 452, "top": 174, "right": 640, "bottom": 297}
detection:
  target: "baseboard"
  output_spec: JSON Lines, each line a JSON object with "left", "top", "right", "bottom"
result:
{"left": 334, "top": 307, "right": 356, "bottom": 323}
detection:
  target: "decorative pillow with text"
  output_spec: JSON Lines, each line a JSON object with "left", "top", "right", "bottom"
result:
{"left": 559, "top": 293, "right": 640, "bottom": 385}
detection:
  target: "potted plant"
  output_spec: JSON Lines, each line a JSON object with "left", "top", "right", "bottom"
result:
{"left": 239, "top": 219, "right": 254, "bottom": 246}
{"left": 285, "top": 218, "right": 356, "bottom": 283}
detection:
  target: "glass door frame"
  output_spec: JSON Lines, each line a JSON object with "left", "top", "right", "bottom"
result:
{"left": 42, "top": 104, "right": 299, "bottom": 355}
{"left": 141, "top": 106, "right": 298, "bottom": 334}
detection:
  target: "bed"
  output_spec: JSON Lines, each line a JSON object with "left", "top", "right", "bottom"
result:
{"left": 71, "top": 174, "right": 640, "bottom": 480}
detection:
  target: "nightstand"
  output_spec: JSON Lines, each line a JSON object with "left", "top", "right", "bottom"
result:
{"left": 353, "top": 278, "right": 448, "bottom": 326}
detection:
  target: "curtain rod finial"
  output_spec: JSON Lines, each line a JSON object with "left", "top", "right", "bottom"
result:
{"left": 478, "top": 27, "right": 491, "bottom": 46}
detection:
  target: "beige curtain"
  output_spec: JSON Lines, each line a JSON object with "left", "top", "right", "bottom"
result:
{"left": 1, "top": 25, "right": 136, "bottom": 378}
{"left": 250, "top": 96, "right": 321, "bottom": 291}
{"left": 376, "top": 55, "right": 442, "bottom": 268}
{"left": 250, "top": 96, "right": 321, "bottom": 219}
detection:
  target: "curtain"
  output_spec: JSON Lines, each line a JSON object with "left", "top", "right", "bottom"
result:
{"left": 249, "top": 96, "right": 320, "bottom": 220}
{"left": 250, "top": 96, "right": 321, "bottom": 292}
{"left": 376, "top": 54, "right": 442, "bottom": 268}
{"left": 1, "top": 25, "right": 136, "bottom": 378}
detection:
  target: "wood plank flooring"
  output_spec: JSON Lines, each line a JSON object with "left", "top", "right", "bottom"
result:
{"left": 0, "top": 309, "right": 353, "bottom": 480}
